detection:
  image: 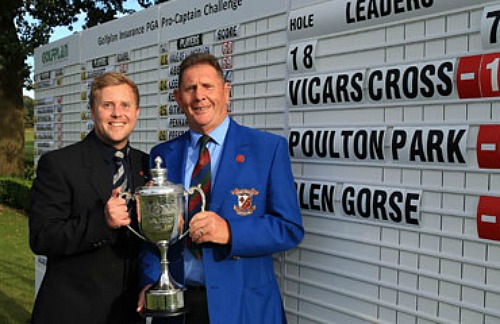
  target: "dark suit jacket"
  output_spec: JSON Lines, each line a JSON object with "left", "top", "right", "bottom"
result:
{"left": 29, "top": 131, "right": 149, "bottom": 324}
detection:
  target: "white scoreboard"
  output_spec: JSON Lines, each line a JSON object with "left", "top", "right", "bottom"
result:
{"left": 34, "top": 0, "right": 500, "bottom": 323}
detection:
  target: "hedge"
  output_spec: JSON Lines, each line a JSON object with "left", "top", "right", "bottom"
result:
{"left": 0, "top": 177, "right": 32, "bottom": 211}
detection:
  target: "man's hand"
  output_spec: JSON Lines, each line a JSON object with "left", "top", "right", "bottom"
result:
{"left": 136, "top": 284, "right": 153, "bottom": 313}
{"left": 189, "top": 211, "right": 231, "bottom": 245}
{"left": 104, "top": 186, "right": 130, "bottom": 229}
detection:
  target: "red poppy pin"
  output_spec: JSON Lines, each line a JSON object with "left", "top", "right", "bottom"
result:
{"left": 236, "top": 154, "right": 245, "bottom": 163}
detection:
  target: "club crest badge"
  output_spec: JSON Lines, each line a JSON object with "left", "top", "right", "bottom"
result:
{"left": 232, "top": 188, "right": 259, "bottom": 216}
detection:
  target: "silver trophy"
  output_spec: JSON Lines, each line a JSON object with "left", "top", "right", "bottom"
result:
{"left": 134, "top": 156, "right": 205, "bottom": 317}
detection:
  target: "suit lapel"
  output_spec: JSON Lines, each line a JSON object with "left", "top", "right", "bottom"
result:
{"left": 82, "top": 134, "right": 112, "bottom": 204}
{"left": 166, "top": 135, "right": 189, "bottom": 185}
{"left": 211, "top": 121, "right": 249, "bottom": 212}
{"left": 130, "top": 149, "right": 148, "bottom": 189}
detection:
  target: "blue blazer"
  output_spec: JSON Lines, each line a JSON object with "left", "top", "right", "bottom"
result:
{"left": 140, "top": 119, "right": 304, "bottom": 324}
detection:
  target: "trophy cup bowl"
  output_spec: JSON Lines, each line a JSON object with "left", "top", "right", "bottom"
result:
{"left": 134, "top": 156, "right": 205, "bottom": 317}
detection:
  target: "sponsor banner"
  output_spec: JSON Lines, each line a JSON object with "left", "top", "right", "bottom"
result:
{"left": 34, "top": 34, "right": 80, "bottom": 71}
{"left": 159, "top": 0, "right": 286, "bottom": 40}
{"left": 81, "top": 6, "right": 159, "bottom": 60}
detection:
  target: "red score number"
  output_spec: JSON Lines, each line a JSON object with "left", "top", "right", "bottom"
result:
{"left": 222, "top": 41, "right": 234, "bottom": 56}
{"left": 457, "top": 52, "right": 500, "bottom": 99}
{"left": 481, "top": 53, "right": 500, "bottom": 98}
{"left": 221, "top": 56, "right": 233, "bottom": 70}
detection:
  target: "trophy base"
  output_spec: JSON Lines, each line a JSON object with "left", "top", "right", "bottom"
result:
{"left": 142, "top": 307, "right": 188, "bottom": 318}
{"left": 144, "top": 288, "right": 186, "bottom": 318}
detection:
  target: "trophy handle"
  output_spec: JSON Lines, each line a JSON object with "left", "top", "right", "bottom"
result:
{"left": 126, "top": 224, "right": 147, "bottom": 241}
{"left": 177, "top": 184, "right": 206, "bottom": 241}
{"left": 117, "top": 191, "right": 148, "bottom": 241}
{"left": 186, "top": 183, "right": 206, "bottom": 212}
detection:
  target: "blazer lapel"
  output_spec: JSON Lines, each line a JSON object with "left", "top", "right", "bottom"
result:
{"left": 167, "top": 136, "right": 189, "bottom": 185}
{"left": 211, "top": 121, "right": 249, "bottom": 212}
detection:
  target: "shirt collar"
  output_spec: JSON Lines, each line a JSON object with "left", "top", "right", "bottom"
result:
{"left": 189, "top": 116, "right": 230, "bottom": 148}
{"left": 91, "top": 132, "right": 129, "bottom": 163}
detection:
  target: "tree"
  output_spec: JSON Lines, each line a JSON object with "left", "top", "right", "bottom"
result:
{"left": 0, "top": 0, "right": 169, "bottom": 176}
{"left": 24, "top": 95, "right": 35, "bottom": 128}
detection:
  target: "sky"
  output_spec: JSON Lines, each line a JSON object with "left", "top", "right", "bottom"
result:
{"left": 24, "top": 2, "right": 143, "bottom": 97}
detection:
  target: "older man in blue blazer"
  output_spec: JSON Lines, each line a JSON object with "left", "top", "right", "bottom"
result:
{"left": 137, "top": 53, "right": 304, "bottom": 324}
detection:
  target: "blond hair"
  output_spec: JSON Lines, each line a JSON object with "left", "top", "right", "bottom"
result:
{"left": 89, "top": 72, "right": 140, "bottom": 109}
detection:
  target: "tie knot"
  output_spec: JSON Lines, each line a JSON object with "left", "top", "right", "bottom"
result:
{"left": 114, "top": 150, "right": 125, "bottom": 162}
{"left": 199, "top": 135, "right": 211, "bottom": 147}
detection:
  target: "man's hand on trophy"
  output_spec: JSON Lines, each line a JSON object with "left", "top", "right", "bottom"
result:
{"left": 136, "top": 283, "right": 153, "bottom": 313}
{"left": 105, "top": 186, "right": 131, "bottom": 229}
{"left": 178, "top": 215, "right": 185, "bottom": 236}
{"left": 189, "top": 211, "right": 231, "bottom": 245}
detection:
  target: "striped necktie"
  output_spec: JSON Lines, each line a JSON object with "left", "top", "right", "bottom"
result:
{"left": 187, "top": 135, "right": 211, "bottom": 258}
{"left": 113, "top": 150, "right": 128, "bottom": 192}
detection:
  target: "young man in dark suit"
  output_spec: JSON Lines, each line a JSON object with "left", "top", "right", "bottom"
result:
{"left": 29, "top": 72, "right": 149, "bottom": 324}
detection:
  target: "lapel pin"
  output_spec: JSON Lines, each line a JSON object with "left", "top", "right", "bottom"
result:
{"left": 236, "top": 154, "right": 245, "bottom": 163}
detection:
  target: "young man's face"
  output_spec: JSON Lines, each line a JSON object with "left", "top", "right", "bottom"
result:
{"left": 91, "top": 84, "right": 140, "bottom": 149}
{"left": 174, "top": 64, "right": 230, "bottom": 134}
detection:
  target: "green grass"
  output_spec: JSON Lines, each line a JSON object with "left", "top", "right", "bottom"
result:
{"left": 0, "top": 128, "right": 37, "bottom": 323}
{"left": 0, "top": 205, "right": 34, "bottom": 324}
{"left": 24, "top": 128, "right": 34, "bottom": 167}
